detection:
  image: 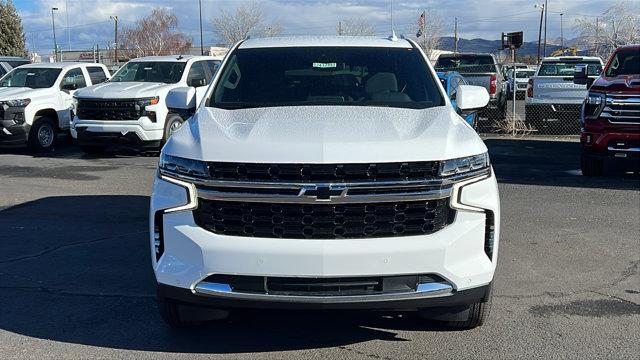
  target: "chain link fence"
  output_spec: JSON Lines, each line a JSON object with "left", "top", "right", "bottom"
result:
{"left": 475, "top": 65, "right": 583, "bottom": 138}
{"left": 476, "top": 99, "right": 582, "bottom": 138}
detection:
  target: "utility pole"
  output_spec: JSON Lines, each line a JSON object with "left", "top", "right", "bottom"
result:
{"left": 51, "top": 7, "right": 59, "bottom": 62}
{"left": 65, "top": 0, "right": 71, "bottom": 52}
{"left": 110, "top": 16, "right": 118, "bottom": 66}
{"left": 454, "top": 17, "right": 459, "bottom": 54}
{"left": 390, "top": 0, "right": 394, "bottom": 34}
{"left": 560, "top": 13, "right": 564, "bottom": 51}
{"left": 595, "top": 17, "right": 599, "bottom": 57}
{"left": 198, "top": 0, "right": 204, "bottom": 55}
{"left": 535, "top": 3, "right": 544, "bottom": 64}
{"left": 543, "top": 0, "right": 548, "bottom": 57}
{"left": 338, "top": 21, "right": 343, "bottom": 35}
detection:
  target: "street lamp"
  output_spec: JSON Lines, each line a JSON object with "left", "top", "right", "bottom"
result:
{"left": 198, "top": 0, "right": 204, "bottom": 55}
{"left": 560, "top": 13, "right": 564, "bottom": 51}
{"left": 534, "top": 3, "right": 545, "bottom": 64}
{"left": 51, "top": 7, "right": 59, "bottom": 62}
{"left": 110, "top": 16, "right": 118, "bottom": 66}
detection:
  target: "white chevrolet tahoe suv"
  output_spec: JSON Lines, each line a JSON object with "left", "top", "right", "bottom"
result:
{"left": 525, "top": 56, "right": 603, "bottom": 132}
{"left": 71, "top": 55, "right": 221, "bottom": 153}
{"left": 151, "top": 36, "right": 500, "bottom": 330}
{"left": 0, "top": 62, "right": 109, "bottom": 151}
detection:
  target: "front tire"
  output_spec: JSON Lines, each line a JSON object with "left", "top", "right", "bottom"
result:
{"left": 444, "top": 301, "right": 491, "bottom": 330}
{"left": 581, "top": 153, "right": 604, "bottom": 176}
{"left": 28, "top": 117, "right": 56, "bottom": 152}
{"left": 161, "top": 113, "right": 185, "bottom": 146}
{"left": 158, "top": 298, "right": 187, "bottom": 328}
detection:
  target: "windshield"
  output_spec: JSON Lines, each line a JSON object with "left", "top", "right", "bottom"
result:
{"left": 538, "top": 61, "right": 602, "bottom": 76}
{"left": 110, "top": 61, "right": 186, "bottom": 83}
{"left": 605, "top": 48, "right": 640, "bottom": 77}
{"left": 209, "top": 47, "right": 444, "bottom": 110}
{"left": 435, "top": 55, "right": 495, "bottom": 73}
{"left": 0, "top": 68, "right": 61, "bottom": 88}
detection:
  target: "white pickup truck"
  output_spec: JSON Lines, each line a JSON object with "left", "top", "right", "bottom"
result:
{"left": 525, "top": 56, "right": 603, "bottom": 132}
{"left": 0, "top": 62, "right": 110, "bottom": 151}
{"left": 71, "top": 55, "right": 222, "bottom": 153}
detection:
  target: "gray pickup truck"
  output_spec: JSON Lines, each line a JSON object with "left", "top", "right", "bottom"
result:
{"left": 525, "top": 56, "right": 603, "bottom": 132}
{"left": 435, "top": 53, "right": 507, "bottom": 123}
{"left": 0, "top": 56, "right": 30, "bottom": 77}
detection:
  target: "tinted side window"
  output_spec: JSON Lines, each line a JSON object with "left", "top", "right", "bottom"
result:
{"left": 187, "top": 61, "right": 207, "bottom": 86}
{"left": 87, "top": 67, "right": 108, "bottom": 84}
{"left": 61, "top": 68, "right": 87, "bottom": 89}
{"left": 206, "top": 60, "right": 221, "bottom": 75}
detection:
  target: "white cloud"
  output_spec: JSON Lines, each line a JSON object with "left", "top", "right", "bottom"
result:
{"left": 17, "top": 0, "right": 617, "bottom": 54}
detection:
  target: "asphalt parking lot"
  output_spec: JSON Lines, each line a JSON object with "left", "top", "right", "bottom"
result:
{"left": 0, "top": 138, "right": 638, "bottom": 359}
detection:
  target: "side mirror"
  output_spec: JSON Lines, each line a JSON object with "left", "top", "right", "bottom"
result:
{"left": 573, "top": 64, "right": 594, "bottom": 87}
{"left": 188, "top": 78, "right": 206, "bottom": 87}
{"left": 456, "top": 85, "right": 490, "bottom": 114}
{"left": 166, "top": 87, "right": 196, "bottom": 110}
{"left": 61, "top": 82, "right": 78, "bottom": 92}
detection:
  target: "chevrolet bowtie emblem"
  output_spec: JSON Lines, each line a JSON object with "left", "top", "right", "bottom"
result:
{"left": 299, "top": 185, "right": 348, "bottom": 201}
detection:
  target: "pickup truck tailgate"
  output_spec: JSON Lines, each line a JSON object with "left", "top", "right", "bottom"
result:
{"left": 531, "top": 76, "right": 589, "bottom": 104}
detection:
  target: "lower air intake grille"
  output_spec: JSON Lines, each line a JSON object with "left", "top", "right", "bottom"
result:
{"left": 193, "top": 199, "right": 454, "bottom": 239}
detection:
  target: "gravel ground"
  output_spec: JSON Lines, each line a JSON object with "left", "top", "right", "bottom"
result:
{"left": 0, "top": 138, "right": 638, "bottom": 359}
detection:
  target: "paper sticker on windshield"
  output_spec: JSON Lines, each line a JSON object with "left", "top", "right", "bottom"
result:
{"left": 313, "top": 62, "right": 337, "bottom": 69}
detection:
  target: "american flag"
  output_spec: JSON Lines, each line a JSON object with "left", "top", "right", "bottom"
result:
{"left": 416, "top": 11, "right": 425, "bottom": 37}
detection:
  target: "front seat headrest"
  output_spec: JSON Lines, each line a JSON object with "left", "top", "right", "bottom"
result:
{"left": 365, "top": 72, "right": 398, "bottom": 94}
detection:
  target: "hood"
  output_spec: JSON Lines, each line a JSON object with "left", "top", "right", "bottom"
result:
{"left": 591, "top": 74, "right": 640, "bottom": 93}
{"left": 0, "top": 87, "right": 50, "bottom": 101}
{"left": 163, "top": 105, "right": 487, "bottom": 163}
{"left": 74, "top": 81, "right": 176, "bottom": 99}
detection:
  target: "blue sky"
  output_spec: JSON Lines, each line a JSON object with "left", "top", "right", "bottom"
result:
{"left": 12, "top": 0, "right": 615, "bottom": 54}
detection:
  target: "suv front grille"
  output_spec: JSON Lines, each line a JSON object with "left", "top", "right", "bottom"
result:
{"left": 76, "top": 99, "right": 140, "bottom": 121}
{"left": 602, "top": 95, "right": 640, "bottom": 123}
{"left": 193, "top": 198, "right": 454, "bottom": 239}
{"left": 206, "top": 161, "right": 440, "bottom": 183}
{"left": 202, "top": 274, "right": 447, "bottom": 296}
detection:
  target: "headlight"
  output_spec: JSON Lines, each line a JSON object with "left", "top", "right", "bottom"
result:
{"left": 3, "top": 98, "right": 31, "bottom": 107}
{"left": 439, "top": 153, "right": 490, "bottom": 177}
{"left": 159, "top": 153, "right": 209, "bottom": 178}
{"left": 136, "top": 97, "right": 159, "bottom": 108}
{"left": 583, "top": 92, "right": 605, "bottom": 120}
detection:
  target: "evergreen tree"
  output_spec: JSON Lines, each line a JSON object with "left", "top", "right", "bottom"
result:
{"left": 0, "top": 0, "right": 28, "bottom": 57}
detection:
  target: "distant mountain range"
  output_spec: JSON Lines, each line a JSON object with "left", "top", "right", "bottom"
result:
{"left": 437, "top": 36, "right": 586, "bottom": 57}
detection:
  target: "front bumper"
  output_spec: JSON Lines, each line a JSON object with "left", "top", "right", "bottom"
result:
{"left": 150, "top": 171, "right": 500, "bottom": 309}
{"left": 157, "top": 282, "right": 492, "bottom": 310}
{"left": 0, "top": 107, "right": 29, "bottom": 144}
{"left": 582, "top": 123, "right": 640, "bottom": 171}
{"left": 71, "top": 116, "right": 164, "bottom": 144}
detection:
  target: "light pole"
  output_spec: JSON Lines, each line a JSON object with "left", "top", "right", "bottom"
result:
{"left": 66, "top": 0, "right": 71, "bottom": 52}
{"left": 110, "top": 16, "right": 118, "bottom": 66}
{"left": 51, "top": 7, "right": 59, "bottom": 62}
{"left": 543, "top": 0, "right": 548, "bottom": 57}
{"left": 560, "top": 13, "right": 564, "bottom": 51}
{"left": 534, "top": 3, "right": 544, "bottom": 64}
{"left": 198, "top": 0, "right": 204, "bottom": 55}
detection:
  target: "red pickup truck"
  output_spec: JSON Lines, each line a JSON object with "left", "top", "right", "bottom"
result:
{"left": 575, "top": 44, "right": 640, "bottom": 175}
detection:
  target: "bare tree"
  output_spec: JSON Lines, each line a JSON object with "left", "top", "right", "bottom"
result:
{"left": 121, "top": 8, "right": 192, "bottom": 57}
{"left": 409, "top": 10, "right": 444, "bottom": 58}
{"left": 574, "top": 0, "right": 640, "bottom": 59}
{"left": 212, "top": 1, "right": 282, "bottom": 47}
{"left": 337, "top": 18, "right": 376, "bottom": 36}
